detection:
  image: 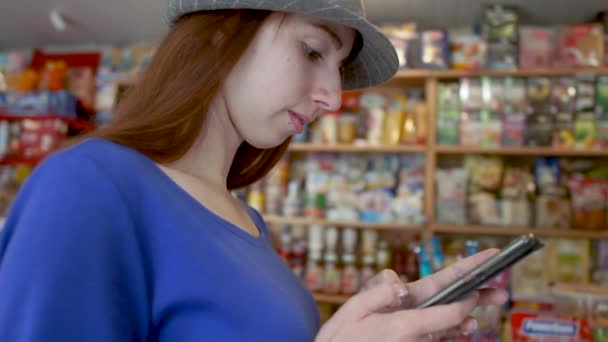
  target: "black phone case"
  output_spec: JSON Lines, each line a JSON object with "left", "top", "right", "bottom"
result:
{"left": 416, "top": 233, "right": 544, "bottom": 309}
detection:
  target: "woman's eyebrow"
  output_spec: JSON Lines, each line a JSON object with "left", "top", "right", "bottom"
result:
{"left": 311, "top": 23, "right": 343, "bottom": 50}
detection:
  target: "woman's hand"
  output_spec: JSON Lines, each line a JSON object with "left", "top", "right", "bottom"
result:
{"left": 314, "top": 249, "right": 509, "bottom": 342}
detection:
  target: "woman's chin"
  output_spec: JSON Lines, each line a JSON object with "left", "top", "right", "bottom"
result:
{"left": 244, "top": 134, "right": 289, "bottom": 150}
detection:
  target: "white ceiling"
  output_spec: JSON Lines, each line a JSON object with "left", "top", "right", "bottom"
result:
{"left": 0, "top": 0, "right": 606, "bottom": 50}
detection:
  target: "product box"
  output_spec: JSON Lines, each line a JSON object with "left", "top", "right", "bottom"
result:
{"left": 418, "top": 29, "right": 451, "bottom": 69}
{"left": 486, "top": 41, "right": 519, "bottom": 70}
{"left": 460, "top": 111, "right": 483, "bottom": 146}
{"left": 0, "top": 92, "right": 6, "bottom": 113}
{"left": 554, "top": 24, "right": 604, "bottom": 67}
{"left": 380, "top": 23, "right": 419, "bottom": 69}
{"left": 482, "top": 4, "right": 519, "bottom": 43}
{"left": 437, "top": 110, "right": 460, "bottom": 145}
{"left": 481, "top": 109, "right": 502, "bottom": 147}
{"left": 459, "top": 78, "right": 483, "bottom": 110}
{"left": 526, "top": 113, "right": 554, "bottom": 147}
{"left": 450, "top": 34, "right": 487, "bottom": 70}
{"left": 510, "top": 311, "right": 593, "bottom": 342}
{"left": 519, "top": 26, "right": 556, "bottom": 69}
{"left": 5, "top": 90, "right": 78, "bottom": 117}
{"left": 503, "top": 110, "right": 526, "bottom": 147}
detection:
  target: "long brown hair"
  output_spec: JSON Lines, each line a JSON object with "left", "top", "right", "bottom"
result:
{"left": 88, "top": 9, "right": 290, "bottom": 190}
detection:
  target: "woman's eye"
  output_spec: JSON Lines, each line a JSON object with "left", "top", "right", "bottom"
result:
{"left": 303, "top": 43, "right": 323, "bottom": 62}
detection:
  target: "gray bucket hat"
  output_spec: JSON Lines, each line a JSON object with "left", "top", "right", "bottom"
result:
{"left": 162, "top": 0, "right": 399, "bottom": 91}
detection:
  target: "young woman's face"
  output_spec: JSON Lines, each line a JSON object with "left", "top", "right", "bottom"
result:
{"left": 220, "top": 13, "right": 356, "bottom": 149}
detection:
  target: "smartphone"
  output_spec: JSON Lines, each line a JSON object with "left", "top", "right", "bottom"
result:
{"left": 416, "top": 233, "right": 544, "bottom": 309}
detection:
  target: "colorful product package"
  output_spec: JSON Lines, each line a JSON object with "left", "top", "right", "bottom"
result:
{"left": 505, "top": 77, "right": 527, "bottom": 109}
{"left": 535, "top": 157, "right": 560, "bottom": 190}
{"left": 468, "top": 191, "right": 501, "bottom": 226}
{"left": 417, "top": 29, "right": 451, "bottom": 69}
{"left": 482, "top": 4, "right": 519, "bottom": 43}
{"left": 482, "top": 77, "right": 505, "bottom": 112}
{"left": 574, "top": 112, "right": 599, "bottom": 149}
{"left": 5, "top": 90, "right": 78, "bottom": 117}
{"left": 466, "top": 155, "right": 504, "bottom": 192}
{"left": 554, "top": 24, "right": 604, "bottom": 67}
{"left": 551, "top": 77, "right": 576, "bottom": 113}
{"left": 554, "top": 111, "right": 576, "bottom": 148}
{"left": 460, "top": 110, "right": 483, "bottom": 146}
{"left": 536, "top": 193, "right": 572, "bottom": 229}
{"left": 525, "top": 112, "right": 554, "bottom": 147}
{"left": 436, "top": 168, "right": 468, "bottom": 225}
{"left": 547, "top": 239, "right": 591, "bottom": 284}
{"left": 502, "top": 108, "right": 526, "bottom": 147}
{"left": 437, "top": 82, "right": 460, "bottom": 110}
{"left": 437, "top": 110, "right": 460, "bottom": 145}
{"left": 519, "top": 26, "right": 556, "bottom": 69}
{"left": 450, "top": 34, "right": 487, "bottom": 70}
{"left": 576, "top": 75, "right": 596, "bottom": 112}
{"left": 567, "top": 177, "right": 606, "bottom": 230}
{"left": 459, "top": 78, "right": 483, "bottom": 110}
{"left": 527, "top": 77, "right": 552, "bottom": 108}
{"left": 511, "top": 245, "right": 547, "bottom": 298}
{"left": 598, "top": 76, "right": 608, "bottom": 113}
{"left": 481, "top": 109, "right": 502, "bottom": 147}
{"left": 381, "top": 23, "right": 419, "bottom": 69}
{"left": 486, "top": 41, "right": 519, "bottom": 70}
{"left": 510, "top": 311, "right": 593, "bottom": 342}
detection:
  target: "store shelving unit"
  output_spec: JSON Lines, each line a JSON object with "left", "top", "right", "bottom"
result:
{"left": 263, "top": 214, "right": 422, "bottom": 232}
{"left": 312, "top": 293, "right": 350, "bottom": 305}
{"left": 435, "top": 145, "right": 608, "bottom": 157}
{"left": 274, "top": 67, "right": 608, "bottom": 246}
{"left": 288, "top": 143, "right": 425, "bottom": 153}
{"left": 118, "top": 67, "right": 608, "bottom": 305}
{"left": 432, "top": 224, "right": 608, "bottom": 239}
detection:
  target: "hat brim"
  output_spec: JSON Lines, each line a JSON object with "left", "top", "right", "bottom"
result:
{"left": 163, "top": 0, "right": 399, "bottom": 91}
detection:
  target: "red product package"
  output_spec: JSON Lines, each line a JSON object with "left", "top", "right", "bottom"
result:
{"left": 554, "top": 24, "right": 604, "bottom": 67}
{"left": 510, "top": 311, "right": 593, "bottom": 342}
{"left": 567, "top": 177, "right": 607, "bottom": 230}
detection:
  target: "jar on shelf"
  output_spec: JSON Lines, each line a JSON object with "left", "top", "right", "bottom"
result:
{"left": 322, "top": 252, "right": 341, "bottom": 294}
{"left": 305, "top": 250, "right": 324, "bottom": 292}
{"left": 340, "top": 253, "right": 360, "bottom": 295}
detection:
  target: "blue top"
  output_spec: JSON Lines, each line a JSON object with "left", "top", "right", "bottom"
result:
{"left": 0, "top": 138, "right": 320, "bottom": 342}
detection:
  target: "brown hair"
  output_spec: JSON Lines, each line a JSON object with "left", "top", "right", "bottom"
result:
{"left": 87, "top": 9, "right": 290, "bottom": 190}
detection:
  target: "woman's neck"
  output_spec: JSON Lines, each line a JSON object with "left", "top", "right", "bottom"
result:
{"left": 164, "top": 94, "right": 243, "bottom": 190}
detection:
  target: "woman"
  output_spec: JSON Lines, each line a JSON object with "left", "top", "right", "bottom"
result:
{"left": 0, "top": 1, "right": 507, "bottom": 341}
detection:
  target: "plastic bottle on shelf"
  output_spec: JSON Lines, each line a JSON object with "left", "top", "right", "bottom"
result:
{"left": 290, "top": 225, "right": 307, "bottom": 281}
{"left": 282, "top": 180, "right": 301, "bottom": 217}
{"left": 277, "top": 227, "right": 292, "bottom": 264}
{"left": 340, "top": 253, "right": 360, "bottom": 295}
{"left": 308, "top": 224, "right": 324, "bottom": 252}
{"left": 305, "top": 250, "right": 324, "bottom": 292}
{"left": 376, "top": 240, "right": 391, "bottom": 271}
{"left": 342, "top": 228, "right": 358, "bottom": 254}
{"left": 361, "top": 229, "right": 379, "bottom": 256}
{"left": 246, "top": 182, "right": 265, "bottom": 213}
{"left": 360, "top": 254, "right": 377, "bottom": 286}
{"left": 322, "top": 252, "right": 341, "bottom": 294}
{"left": 325, "top": 227, "right": 339, "bottom": 254}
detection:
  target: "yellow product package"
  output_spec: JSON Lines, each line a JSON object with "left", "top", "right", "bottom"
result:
{"left": 548, "top": 239, "right": 591, "bottom": 284}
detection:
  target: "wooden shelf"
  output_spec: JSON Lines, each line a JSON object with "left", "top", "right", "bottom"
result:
{"left": 263, "top": 215, "right": 423, "bottom": 231}
{"left": 288, "top": 143, "right": 425, "bottom": 153}
{"left": 435, "top": 145, "right": 608, "bottom": 157}
{"left": 433, "top": 224, "right": 608, "bottom": 239}
{"left": 313, "top": 293, "right": 349, "bottom": 304}
{"left": 396, "top": 67, "right": 608, "bottom": 79}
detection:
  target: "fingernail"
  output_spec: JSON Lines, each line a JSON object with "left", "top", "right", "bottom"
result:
{"left": 462, "top": 319, "right": 478, "bottom": 335}
{"left": 392, "top": 283, "right": 408, "bottom": 299}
